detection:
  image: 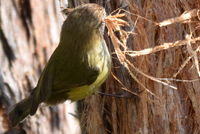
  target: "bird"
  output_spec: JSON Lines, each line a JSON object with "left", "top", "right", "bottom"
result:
{"left": 9, "top": 3, "right": 111, "bottom": 127}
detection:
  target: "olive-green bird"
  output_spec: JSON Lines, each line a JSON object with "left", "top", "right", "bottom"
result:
{"left": 9, "top": 3, "right": 111, "bottom": 126}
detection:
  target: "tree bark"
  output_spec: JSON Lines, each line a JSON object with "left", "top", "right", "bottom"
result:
{"left": 1, "top": 0, "right": 80, "bottom": 133}
{"left": 1, "top": 0, "right": 200, "bottom": 134}
{"left": 77, "top": 0, "right": 200, "bottom": 134}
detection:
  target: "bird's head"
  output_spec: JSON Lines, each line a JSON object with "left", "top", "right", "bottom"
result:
{"left": 63, "top": 4, "right": 106, "bottom": 34}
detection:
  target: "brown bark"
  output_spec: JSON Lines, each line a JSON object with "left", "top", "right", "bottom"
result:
{"left": 1, "top": 0, "right": 200, "bottom": 134}
{"left": 78, "top": 0, "right": 200, "bottom": 134}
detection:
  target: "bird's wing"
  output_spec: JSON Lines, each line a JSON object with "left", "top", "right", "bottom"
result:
{"left": 30, "top": 46, "right": 100, "bottom": 109}
{"left": 40, "top": 41, "right": 101, "bottom": 98}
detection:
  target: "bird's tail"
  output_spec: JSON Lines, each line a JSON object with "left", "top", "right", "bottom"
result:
{"left": 9, "top": 96, "right": 32, "bottom": 127}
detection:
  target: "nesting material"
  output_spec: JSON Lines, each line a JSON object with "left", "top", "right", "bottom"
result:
{"left": 104, "top": 9, "right": 200, "bottom": 97}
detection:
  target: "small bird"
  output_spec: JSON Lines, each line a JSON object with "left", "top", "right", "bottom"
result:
{"left": 9, "top": 3, "right": 111, "bottom": 126}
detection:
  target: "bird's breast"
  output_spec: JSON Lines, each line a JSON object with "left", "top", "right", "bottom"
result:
{"left": 67, "top": 39, "right": 111, "bottom": 101}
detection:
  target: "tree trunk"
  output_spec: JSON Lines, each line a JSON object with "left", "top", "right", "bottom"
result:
{"left": 1, "top": 0, "right": 80, "bottom": 133}
{"left": 1, "top": 0, "right": 200, "bottom": 134}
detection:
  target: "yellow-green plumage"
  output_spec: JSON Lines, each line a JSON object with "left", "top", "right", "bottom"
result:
{"left": 9, "top": 4, "right": 111, "bottom": 126}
